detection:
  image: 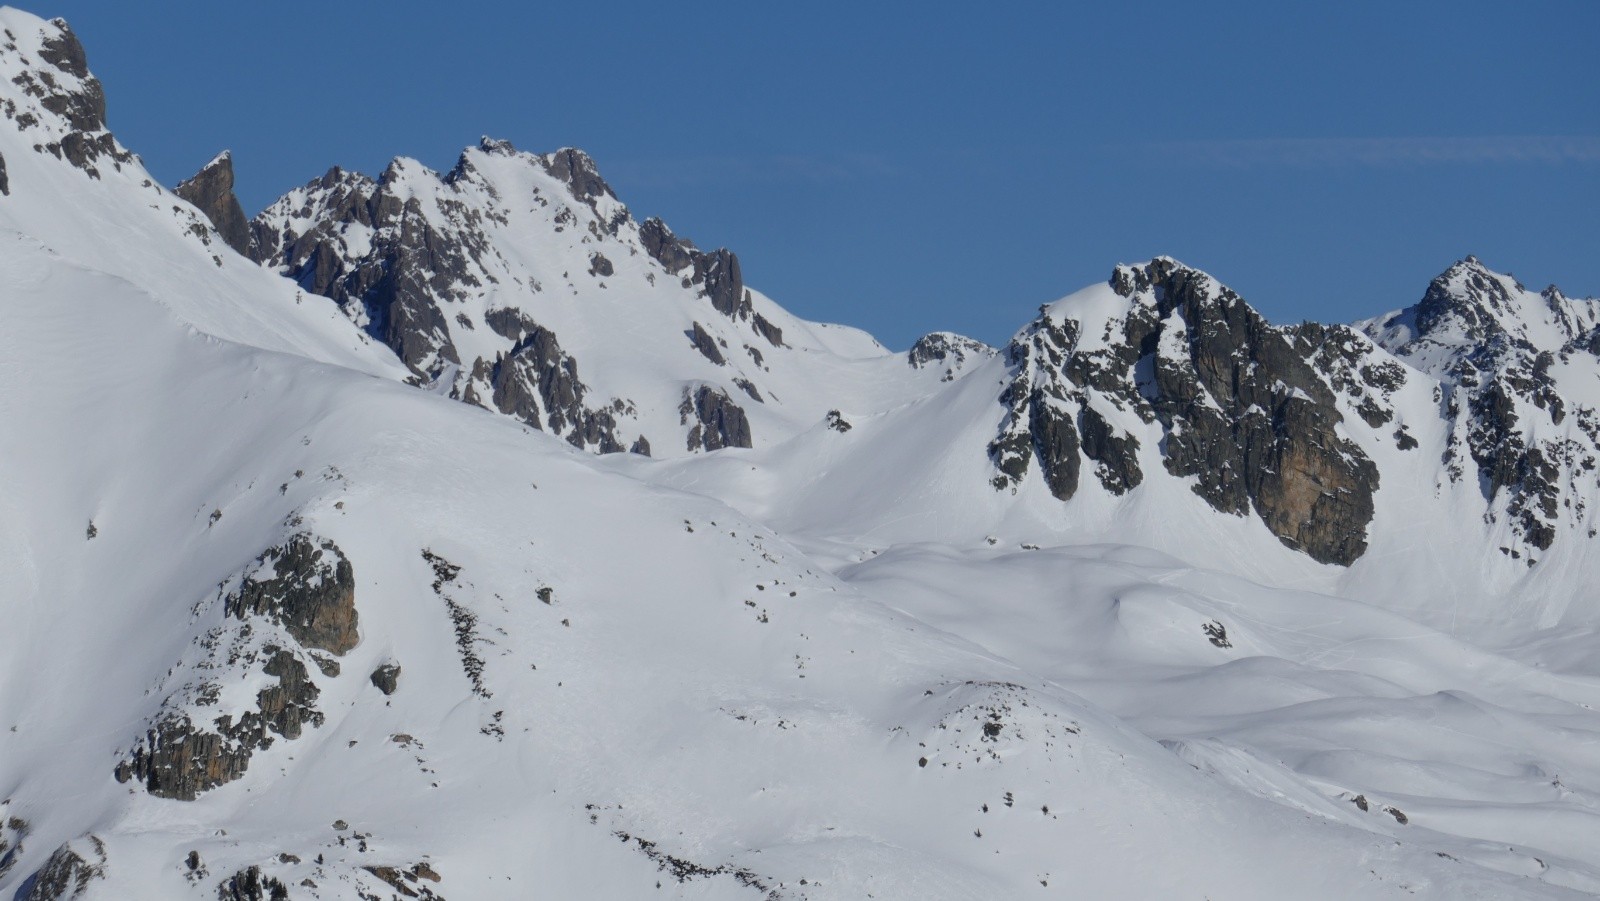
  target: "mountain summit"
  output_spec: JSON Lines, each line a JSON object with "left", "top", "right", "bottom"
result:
{"left": 3, "top": 8, "right": 1600, "bottom": 899}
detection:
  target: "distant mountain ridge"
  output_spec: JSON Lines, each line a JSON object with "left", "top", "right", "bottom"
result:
{"left": 6, "top": 7, "right": 1600, "bottom": 899}
{"left": 171, "top": 120, "right": 1600, "bottom": 575}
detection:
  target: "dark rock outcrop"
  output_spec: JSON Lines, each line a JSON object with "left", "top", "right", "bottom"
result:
{"left": 370, "top": 663, "right": 401, "bottom": 695}
{"left": 34, "top": 21, "right": 104, "bottom": 132}
{"left": 0, "top": 814, "right": 27, "bottom": 881}
{"left": 115, "top": 714, "right": 252, "bottom": 800}
{"left": 680, "top": 386, "right": 752, "bottom": 452}
{"left": 483, "top": 309, "right": 626, "bottom": 453}
{"left": 640, "top": 217, "right": 695, "bottom": 273}
{"left": 1116, "top": 261, "right": 1378, "bottom": 565}
{"left": 176, "top": 151, "right": 251, "bottom": 256}
{"left": 251, "top": 164, "right": 472, "bottom": 379}
{"left": 991, "top": 259, "right": 1380, "bottom": 565}
{"left": 988, "top": 315, "right": 1083, "bottom": 500}
{"left": 687, "top": 322, "right": 725, "bottom": 365}
{"left": 692, "top": 248, "right": 751, "bottom": 320}
{"left": 224, "top": 534, "right": 359, "bottom": 655}
{"left": 115, "top": 647, "right": 323, "bottom": 800}
{"left": 908, "top": 332, "right": 993, "bottom": 380}
{"left": 1078, "top": 406, "right": 1141, "bottom": 495}
{"left": 541, "top": 147, "right": 613, "bottom": 210}
{"left": 14, "top": 838, "right": 106, "bottom": 901}
{"left": 4, "top": 18, "right": 132, "bottom": 180}
{"left": 1365, "top": 258, "right": 1600, "bottom": 554}
{"left": 216, "top": 866, "right": 289, "bottom": 901}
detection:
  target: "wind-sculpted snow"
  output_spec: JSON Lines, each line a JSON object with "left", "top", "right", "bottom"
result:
{"left": 6, "top": 6, "right": 1600, "bottom": 897}
{"left": 2, "top": 221, "right": 1575, "bottom": 897}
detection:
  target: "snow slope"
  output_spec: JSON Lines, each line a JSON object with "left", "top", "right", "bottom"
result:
{"left": 2, "top": 216, "right": 1563, "bottom": 899}
{"left": 2, "top": 6, "right": 1600, "bottom": 899}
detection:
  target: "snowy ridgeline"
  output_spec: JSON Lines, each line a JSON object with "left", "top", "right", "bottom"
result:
{"left": 3, "top": 7, "right": 1600, "bottom": 900}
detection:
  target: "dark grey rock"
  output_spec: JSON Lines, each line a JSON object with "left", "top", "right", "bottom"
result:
{"left": 1079, "top": 406, "right": 1141, "bottom": 495}
{"left": 988, "top": 316, "right": 1082, "bottom": 500}
{"left": 680, "top": 385, "right": 753, "bottom": 451}
{"left": 541, "top": 147, "right": 614, "bottom": 208}
{"left": 216, "top": 866, "right": 289, "bottom": 901}
{"left": 0, "top": 151, "right": 8, "bottom": 196}
{"left": 908, "top": 332, "right": 993, "bottom": 377}
{"left": 751, "top": 313, "right": 784, "bottom": 348}
{"left": 485, "top": 310, "right": 626, "bottom": 453}
{"left": 13, "top": 838, "right": 105, "bottom": 901}
{"left": 991, "top": 259, "right": 1379, "bottom": 565}
{"left": 251, "top": 166, "right": 468, "bottom": 378}
{"left": 1129, "top": 262, "right": 1378, "bottom": 565}
{"left": 687, "top": 322, "right": 725, "bottom": 365}
{"left": 588, "top": 251, "right": 613, "bottom": 277}
{"left": 1368, "top": 258, "right": 1597, "bottom": 553}
{"left": 0, "top": 815, "right": 27, "bottom": 881}
{"left": 115, "top": 647, "right": 324, "bottom": 800}
{"left": 691, "top": 248, "right": 752, "bottom": 320}
{"left": 639, "top": 217, "right": 696, "bottom": 273}
{"left": 733, "top": 377, "right": 763, "bottom": 403}
{"left": 370, "top": 663, "right": 401, "bottom": 695}
{"left": 176, "top": 152, "right": 251, "bottom": 256}
{"left": 35, "top": 20, "right": 105, "bottom": 133}
{"left": 224, "top": 534, "right": 359, "bottom": 655}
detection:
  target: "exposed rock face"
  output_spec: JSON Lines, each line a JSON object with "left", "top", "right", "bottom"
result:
{"left": 216, "top": 866, "right": 289, "bottom": 901}
{"left": 116, "top": 533, "right": 348, "bottom": 800}
{"left": 908, "top": 331, "right": 994, "bottom": 381}
{"left": 481, "top": 308, "right": 627, "bottom": 452}
{"left": 14, "top": 837, "right": 106, "bottom": 901}
{"left": 991, "top": 258, "right": 1380, "bottom": 565}
{"left": 688, "top": 321, "right": 725, "bottom": 365}
{"left": 542, "top": 147, "right": 615, "bottom": 214}
{"left": 639, "top": 216, "right": 696, "bottom": 273}
{"left": 363, "top": 863, "right": 445, "bottom": 899}
{"left": 115, "top": 646, "right": 324, "bottom": 800}
{"left": 176, "top": 151, "right": 251, "bottom": 256}
{"left": 370, "top": 663, "right": 402, "bottom": 695}
{"left": 1363, "top": 258, "right": 1600, "bottom": 555}
{"left": 32, "top": 21, "right": 103, "bottom": 132}
{"left": 680, "top": 385, "right": 752, "bottom": 452}
{"left": 224, "top": 534, "right": 359, "bottom": 655}
{"left": 0, "top": 812, "right": 27, "bottom": 881}
{"left": 988, "top": 314, "right": 1085, "bottom": 501}
{"left": 1, "top": 16, "right": 133, "bottom": 181}
{"left": 115, "top": 713, "right": 253, "bottom": 801}
{"left": 692, "top": 249, "right": 750, "bottom": 319}
{"left": 1128, "top": 261, "right": 1378, "bottom": 565}
{"left": 251, "top": 162, "right": 472, "bottom": 379}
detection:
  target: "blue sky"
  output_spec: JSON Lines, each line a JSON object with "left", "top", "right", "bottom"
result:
{"left": 43, "top": 1, "right": 1599, "bottom": 348}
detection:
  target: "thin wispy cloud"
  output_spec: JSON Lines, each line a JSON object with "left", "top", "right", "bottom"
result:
{"left": 1134, "top": 135, "right": 1600, "bottom": 168}
{"left": 603, "top": 151, "right": 900, "bottom": 189}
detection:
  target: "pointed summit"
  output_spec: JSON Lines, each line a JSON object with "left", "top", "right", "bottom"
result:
{"left": 175, "top": 150, "right": 251, "bottom": 256}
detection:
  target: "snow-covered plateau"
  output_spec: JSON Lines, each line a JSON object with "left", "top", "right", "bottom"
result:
{"left": 1, "top": 8, "right": 1599, "bottom": 899}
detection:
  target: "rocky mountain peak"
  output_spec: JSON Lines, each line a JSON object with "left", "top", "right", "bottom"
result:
{"left": 539, "top": 146, "right": 612, "bottom": 205}
{"left": 0, "top": 9, "right": 129, "bottom": 179}
{"left": 175, "top": 150, "right": 251, "bottom": 256}
{"left": 989, "top": 258, "right": 1381, "bottom": 565}
{"left": 1369, "top": 258, "right": 1600, "bottom": 376}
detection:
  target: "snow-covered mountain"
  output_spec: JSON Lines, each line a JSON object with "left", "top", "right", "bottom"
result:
{"left": 5, "top": 7, "right": 1600, "bottom": 899}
